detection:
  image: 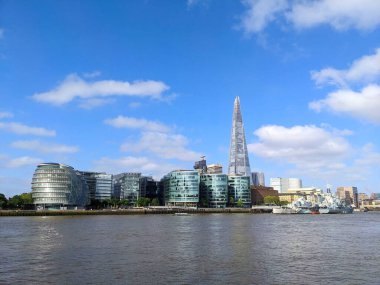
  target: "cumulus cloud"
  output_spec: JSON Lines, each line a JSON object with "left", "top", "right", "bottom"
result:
{"left": 240, "top": 0, "right": 288, "bottom": 34}
{"left": 310, "top": 49, "right": 380, "bottom": 124}
{"left": 0, "top": 122, "right": 56, "bottom": 136}
{"left": 32, "top": 73, "right": 170, "bottom": 106}
{"left": 0, "top": 111, "right": 13, "bottom": 119}
{"left": 248, "top": 125, "right": 352, "bottom": 171}
{"left": 121, "top": 132, "right": 202, "bottom": 161}
{"left": 239, "top": 0, "right": 380, "bottom": 34}
{"left": 104, "top": 116, "right": 171, "bottom": 133}
{"left": 3, "top": 156, "right": 43, "bottom": 168}
{"left": 289, "top": 0, "right": 380, "bottom": 31}
{"left": 11, "top": 140, "right": 79, "bottom": 154}
{"left": 94, "top": 156, "right": 182, "bottom": 179}
{"left": 310, "top": 85, "right": 380, "bottom": 124}
{"left": 311, "top": 48, "right": 380, "bottom": 87}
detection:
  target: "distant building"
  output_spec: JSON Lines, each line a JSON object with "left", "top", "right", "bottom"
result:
{"left": 228, "top": 97, "right": 252, "bottom": 183}
{"left": 31, "top": 163, "right": 88, "bottom": 210}
{"left": 162, "top": 170, "right": 200, "bottom": 207}
{"left": 194, "top": 156, "right": 207, "bottom": 174}
{"left": 200, "top": 174, "right": 228, "bottom": 208}
{"left": 228, "top": 175, "right": 251, "bottom": 207}
{"left": 370, "top": 193, "right": 380, "bottom": 200}
{"left": 139, "top": 176, "right": 158, "bottom": 200}
{"left": 278, "top": 187, "right": 321, "bottom": 204}
{"left": 113, "top": 173, "right": 141, "bottom": 204}
{"left": 336, "top": 186, "right": 358, "bottom": 207}
{"left": 358, "top": 193, "right": 369, "bottom": 202}
{"left": 270, "top": 177, "right": 302, "bottom": 193}
{"left": 79, "top": 171, "right": 113, "bottom": 201}
{"left": 251, "top": 185, "right": 278, "bottom": 205}
{"left": 207, "top": 164, "right": 223, "bottom": 174}
{"left": 252, "top": 172, "right": 265, "bottom": 186}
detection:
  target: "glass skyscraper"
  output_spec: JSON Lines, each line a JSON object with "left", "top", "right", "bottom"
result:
{"left": 228, "top": 97, "right": 252, "bottom": 183}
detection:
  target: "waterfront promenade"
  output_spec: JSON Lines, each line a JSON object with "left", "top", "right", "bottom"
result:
{"left": 0, "top": 207, "right": 272, "bottom": 216}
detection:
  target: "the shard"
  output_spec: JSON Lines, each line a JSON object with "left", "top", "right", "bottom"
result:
{"left": 228, "top": 96, "right": 252, "bottom": 182}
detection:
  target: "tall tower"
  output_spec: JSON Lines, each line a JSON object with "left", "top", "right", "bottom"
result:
{"left": 228, "top": 97, "right": 252, "bottom": 182}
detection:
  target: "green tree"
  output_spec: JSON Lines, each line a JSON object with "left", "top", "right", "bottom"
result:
{"left": 264, "top": 196, "right": 280, "bottom": 205}
{"left": 0, "top": 193, "right": 8, "bottom": 209}
{"left": 280, "top": 200, "right": 289, "bottom": 206}
{"left": 119, "top": 199, "right": 129, "bottom": 207}
{"left": 236, "top": 199, "right": 244, "bottom": 208}
{"left": 150, "top": 198, "right": 160, "bottom": 206}
{"left": 229, "top": 197, "right": 235, "bottom": 207}
{"left": 137, "top": 197, "right": 150, "bottom": 207}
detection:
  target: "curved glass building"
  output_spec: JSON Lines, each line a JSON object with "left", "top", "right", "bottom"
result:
{"left": 31, "top": 163, "right": 88, "bottom": 210}
{"left": 200, "top": 174, "right": 228, "bottom": 208}
{"left": 162, "top": 170, "right": 199, "bottom": 207}
{"left": 228, "top": 175, "right": 251, "bottom": 207}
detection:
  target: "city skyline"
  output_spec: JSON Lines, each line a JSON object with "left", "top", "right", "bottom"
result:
{"left": 1, "top": 1, "right": 380, "bottom": 197}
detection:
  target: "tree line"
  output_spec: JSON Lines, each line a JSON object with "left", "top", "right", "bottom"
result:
{"left": 0, "top": 193, "right": 33, "bottom": 210}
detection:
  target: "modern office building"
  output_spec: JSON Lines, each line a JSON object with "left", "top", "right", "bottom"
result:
{"left": 194, "top": 156, "right": 207, "bottom": 174}
{"left": 252, "top": 172, "right": 265, "bottom": 186}
{"left": 228, "top": 97, "right": 252, "bottom": 182}
{"left": 200, "top": 174, "right": 228, "bottom": 208}
{"left": 270, "top": 177, "right": 302, "bottom": 193}
{"left": 79, "top": 171, "right": 113, "bottom": 201}
{"left": 228, "top": 175, "right": 251, "bottom": 207}
{"left": 162, "top": 170, "right": 200, "bottom": 207}
{"left": 31, "top": 163, "right": 88, "bottom": 210}
{"left": 288, "top": 178, "right": 302, "bottom": 189}
{"left": 93, "top": 173, "right": 113, "bottom": 201}
{"left": 113, "top": 172, "right": 141, "bottom": 204}
{"left": 139, "top": 176, "right": 158, "bottom": 199}
{"left": 336, "top": 186, "right": 358, "bottom": 207}
{"left": 207, "top": 164, "right": 223, "bottom": 174}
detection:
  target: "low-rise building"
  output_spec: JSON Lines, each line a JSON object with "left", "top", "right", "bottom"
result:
{"left": 200, "top": 174, "right": 228, "bottom": 208}
{"left": 251, "top": 185, "right": 278, "bottom": 205}
{"left": 228, "top": 175, "right": 251, "bottom": 207}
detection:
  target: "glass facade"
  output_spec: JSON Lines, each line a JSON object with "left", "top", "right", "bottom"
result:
{"left": 228, "top": 175, "right": 251, "bottom": 207}
{"left": 94, "top": 173, "right": 113, "bottom": 201}
{"left": 31, "top": 163, "right": 88, "bottom": 209}
{"left": 228, "top": 97, "right": 252, "bottom": 182}
{"left": 113, "top": 173, "right": 141, "bottom": 204}
{"left": 162, "top": 170, "right": 200, "bottom": 207}
{"left": 200, "top": 174, "right": 228, "bottom": 208}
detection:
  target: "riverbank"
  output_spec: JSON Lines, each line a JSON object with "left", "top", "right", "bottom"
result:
{"left": 0, "top": 207, "right": 272, "bottom": 216}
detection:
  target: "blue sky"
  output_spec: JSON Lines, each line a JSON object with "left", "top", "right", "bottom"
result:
{"left": 1, "top": 0, "right": 380, "bottom": 197}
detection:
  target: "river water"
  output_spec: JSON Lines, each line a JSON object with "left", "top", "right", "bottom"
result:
{"left": 0, "top": 213, "right": 379, "bottom": 284}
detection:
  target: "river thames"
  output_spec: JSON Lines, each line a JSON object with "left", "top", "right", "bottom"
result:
{"left": 1, "top": 213, "right": 379, "bottom": 284}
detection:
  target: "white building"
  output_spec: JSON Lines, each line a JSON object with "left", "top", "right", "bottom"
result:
{"left": 270, "top": 177, "right": 302, "bottom": 193}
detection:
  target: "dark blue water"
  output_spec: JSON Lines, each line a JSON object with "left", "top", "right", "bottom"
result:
{"left": 1, "top": 213, "right": 379, "bottom": 284}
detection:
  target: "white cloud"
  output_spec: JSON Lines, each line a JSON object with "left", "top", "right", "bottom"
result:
{"left": 121, "top": 131, "right": 202, "bottom": 161}
{"left": 0, "top": 122, "right": 56, "bottom": 136}
{"left": 312, "top": 48, "right": 380, "bottom": 87}
{"left": 5, "top": 156, "right": 43, "bottom": 168}
{"left": 105, "top": 116, "right": 171, "bottom": 133}
{"left": 11, "top": 140, "right": 79, "bottom": 154}
{"left": 32, "top": 73, "right": 170, "bottom": 106}
{"left": 78, "top": 98, "right": 115, "bottom": 109}
{"left": 309, "top": 84, "right": 380, "bottom": 124}
{"left": 94, "top": 156, "right": 181, "bottom": 179}
{"left": 0, "top": 111, "right": 13, "bottom": 119}
{"left": 289, "top": 0, "right": 380, "bottom": 31}
{"left": 239, "top": 0, "right": 380, "bottom": 34}
{"left": 248, "top": 125, "right": 351, "bottom": 169}
{"left": 128, "top": 102, "right": 142, "bottom": 109}
{"left": 240, "top": 0, "right": 288, "bottom": 34}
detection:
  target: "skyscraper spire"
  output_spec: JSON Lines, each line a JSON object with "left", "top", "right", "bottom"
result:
{"left": 228, "top": 96, "right": 252, "bottom": 182}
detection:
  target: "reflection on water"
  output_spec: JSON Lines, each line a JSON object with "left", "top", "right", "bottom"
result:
{"left": 1, "top": 213, "right": 380, "bottom": 284}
